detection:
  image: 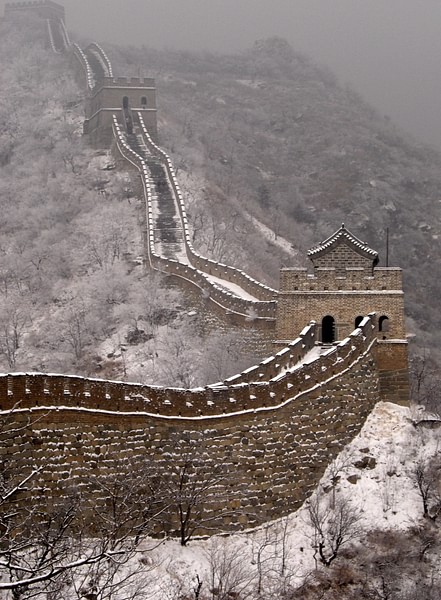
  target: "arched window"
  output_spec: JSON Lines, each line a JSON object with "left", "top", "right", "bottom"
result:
{"left": 354, "top": 316, "right": 364, "bottom": 329}
{"left": 379, "top": 316, "right": 390, "bottom": 338}
{"left": 321, "top": 316, "right": 336, "bottom": 344}
{"left": 141, "top": 96, "right": 147, "bottom": 108}
{"left": 122, "top": 96, "right": 129, "bottom": 109}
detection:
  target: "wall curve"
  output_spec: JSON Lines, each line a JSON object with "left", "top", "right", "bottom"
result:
{"left": 0, "top": 317, "right": 380, "bottom": 535}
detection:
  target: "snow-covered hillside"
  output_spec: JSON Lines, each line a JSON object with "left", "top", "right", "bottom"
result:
{"left": 103, "top": 402, "right": 441, "bottom": 599}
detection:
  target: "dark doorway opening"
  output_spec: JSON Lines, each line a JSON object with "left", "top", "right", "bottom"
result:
{"left": 354, "top": 316, "right": 364, "bottom": 329}
{"left": 379, "top": 315, "right": 389, "bottom": 339}
{"left": 322, "top": 316, "right": 336, "bottom": 344}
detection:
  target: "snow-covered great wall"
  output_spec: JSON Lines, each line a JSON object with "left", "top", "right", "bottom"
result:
{"left": 0, "top": 318, "right": 381, "bottom": 533}
{"left": 1, "top": 1, "right": 409, "bottom": 537}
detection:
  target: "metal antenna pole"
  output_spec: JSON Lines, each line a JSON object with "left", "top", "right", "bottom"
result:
{"left": 386, "top": 227, "right": 389, "bottom": 267}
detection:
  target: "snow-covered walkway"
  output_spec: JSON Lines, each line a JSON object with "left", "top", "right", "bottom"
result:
{"left": 203, "top": 273, "right": 261, "bottom": 301}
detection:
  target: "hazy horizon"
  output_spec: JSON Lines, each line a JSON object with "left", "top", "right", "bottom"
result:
{"left": 2, "top": 0, "right": 441, "bottom": 149}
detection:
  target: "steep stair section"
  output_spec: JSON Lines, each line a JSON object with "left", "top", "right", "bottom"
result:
{"left": 136, "top": 113, "right": 277, "bottom": 305}
{"left": 85, "top": 48, "right": 106, "bottom": 81}
{"left": 47, "top": 18, "right": 69, "bottom": 53}
{"left": 125, "top": 130, "right": 186, "bottom": 260}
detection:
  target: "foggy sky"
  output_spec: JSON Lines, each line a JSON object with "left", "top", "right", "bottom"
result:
{"left": 3, "top": 0, "right": 441, "bottom": 149}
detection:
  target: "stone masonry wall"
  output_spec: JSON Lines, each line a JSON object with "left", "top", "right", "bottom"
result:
{"left": 374, "top": 341, "right": 409, "bottom": 407}
{"left": 0, "top": 319, "right": 380, "bottom": 536}
{"left": 276, "top": 291, "right": 405, "bottom": 343}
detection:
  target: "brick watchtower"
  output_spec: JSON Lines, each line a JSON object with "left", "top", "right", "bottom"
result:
{"left": 275, "top": 224, "right": 409, "bottom": 404}
{"left": 83, "top": 77, "right": 158, "bottom": 147}
{"left": 4, "top": 1, "right": 65, "bottom": 22}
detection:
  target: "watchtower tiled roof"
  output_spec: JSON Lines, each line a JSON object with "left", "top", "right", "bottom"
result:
{"left": 307, "top": 224, "right": 378, "bottom": 261}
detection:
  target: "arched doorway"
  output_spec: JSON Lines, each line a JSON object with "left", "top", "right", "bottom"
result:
{"left": 122, "top": 96, "right": 129, "bottom": 109}
{"left": 354, "top": 316, "right": 364, "bottom": 329}
{"left": 379, "top": 315, "right": 389, "bottom": 339}
{"left": 141, "top": 96, "right": 147, "bottom": 108}
{"left": 321, "top": 316, "right": 336, "bottom": 344}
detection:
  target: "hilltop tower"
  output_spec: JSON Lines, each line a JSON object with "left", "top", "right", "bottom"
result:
{"left": 275, "top": 224, "right": 409, "bottom": 404}
{"left": 4, "top": 1, "right": 65, "bottom": 22}
{"left": 83, "top": 77, "right": 158, "bottom": 147}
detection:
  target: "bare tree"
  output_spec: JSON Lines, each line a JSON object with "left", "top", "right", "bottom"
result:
{"left": 205, "top": 538, "right": 255, "bottom": 600}
{"left": 0, "top": 297, "right": 30, "bottom": 369}
{"left": 0, "top": 412, "right": 163, "bottom": 599}
{"left": 409, "top": 352, "right": 441, "bottom": 415}
{"left": 63, "top": 299, "right": 92, "bottom": 362}
{"left": 414, "top": 458, "right": 441, "bottom": 521}
{"left": 307, "top": 493, "right": 362, "bottom": 568}
{"left": 157, "top": 439, "right": 241, "bottom": 546}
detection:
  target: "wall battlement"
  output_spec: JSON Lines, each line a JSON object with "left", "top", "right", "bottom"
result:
{"left": 0, "top": 321, "right": 323, "bottom": 417}
{"left": 280, "top": 267, "right": 403, "bottom": 291}
{"left": 97, "top": 76, "right": 156, "bottom": 89}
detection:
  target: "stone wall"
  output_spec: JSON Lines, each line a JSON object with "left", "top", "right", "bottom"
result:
{"left": 0, "top": 318, "right": 381, "bottom": 535}
{"left": 312, "top": 243, "right": 373, "bottom": 272}
{"left": 374, "top": 341, "right": 409, "bottom": 407}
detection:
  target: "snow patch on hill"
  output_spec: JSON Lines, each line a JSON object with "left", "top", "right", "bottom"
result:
{"left": 124, "top": 401, "right": 438, "bottom": 598}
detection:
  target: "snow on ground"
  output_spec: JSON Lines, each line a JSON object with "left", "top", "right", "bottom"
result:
{"left": 86, "top": 150, "right": 116, "bottom": 172}
{"left": 236, "top": 79, "right": 267, "bottom": 89}
{"left": 204, "top": 273, "right": 260, "bottom": 302}
{"left": 116, "top": 401, "right": 439, "bottom": 598}
{"left": 248, "top": 215, "right": 299, "bottom": 258}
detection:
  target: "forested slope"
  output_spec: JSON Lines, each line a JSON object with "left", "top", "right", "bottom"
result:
{"left": 0, "top": 16, "right": 257, "bottom": 385}
{"left": 3, "top": 15, "right": 441, "bottom": 383}
{"left": 107, "top": 38, "right": 441, "bottom": 359}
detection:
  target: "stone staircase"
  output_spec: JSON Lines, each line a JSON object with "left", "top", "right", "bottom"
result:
{"left": 125, "top": 131, "right": 186, "bottom": 260}
{"left": 85, "top": 48, "right": 106, "bottom": 81}
{"left": 47, "top": 18, "right": 67, "bottom": 52}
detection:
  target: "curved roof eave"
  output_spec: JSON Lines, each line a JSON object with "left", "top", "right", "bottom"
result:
{"left": 307, "top": 223, "right": 378, "bottom": 260}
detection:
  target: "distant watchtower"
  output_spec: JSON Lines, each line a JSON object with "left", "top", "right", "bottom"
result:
{"left": 275, "top": 225, "right": 409, "bottom": 404}
{"left": 83, "top": 77, "right": 158, "bottom": 147}
{"left": 4, "top": 1, "right": 65, "bottom": 22}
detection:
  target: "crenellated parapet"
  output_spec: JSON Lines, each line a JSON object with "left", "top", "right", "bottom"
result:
{"left": 0, "top": 319, "right": 377, "bottom": 417}
{"left": 71, "top": 43, "right": 94, "bottom": 90}
{"left": 85, "top": 43, "right": 113, "bottom": 78}
{"left": 280, "top": 266, "right": 403, "bottom": 292}
{"left": 98, "top": 76, "right": 156, "bottom": 88}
